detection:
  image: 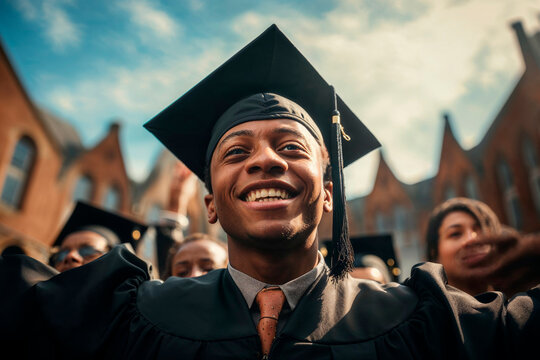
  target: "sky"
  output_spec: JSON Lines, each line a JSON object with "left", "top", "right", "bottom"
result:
{"left": 0, "top": 0, "right": 538, "bottom": 199}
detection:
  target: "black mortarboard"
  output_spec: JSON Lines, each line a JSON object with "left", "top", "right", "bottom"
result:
{"left": 144, "top": 24, "right": 381, "bottom": 280}
{"left": 322, "top": 233, "right": 401, "bottom": 282}
{"left": 53, "top": 201, "right": 148, "bottom": 250}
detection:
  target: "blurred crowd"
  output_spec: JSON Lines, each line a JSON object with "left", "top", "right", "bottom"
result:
{"left": 40, "top": 193, "right": 539, "bottom": 299}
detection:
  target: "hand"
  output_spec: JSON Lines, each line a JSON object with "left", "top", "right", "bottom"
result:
{"left": 171, "top": 162, "right": 193, "bottom": 190}
{"left": 466, "top": 231, "right": 540, "bottom": 297}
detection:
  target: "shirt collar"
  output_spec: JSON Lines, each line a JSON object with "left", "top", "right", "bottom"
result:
{"left": 228, "top": 251, "right": 326, "bottom": 310}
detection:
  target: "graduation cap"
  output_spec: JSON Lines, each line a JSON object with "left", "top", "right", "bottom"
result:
{"left": 144, "top": 24, "right": 381, "bottom": 280}
{"left": 53, "top": 201, "right": 148, "bottom": 251}
{"left": 321, "top": 233, "right": 400, "bottom": 282}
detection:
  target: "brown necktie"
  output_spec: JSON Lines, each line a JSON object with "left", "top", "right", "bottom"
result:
{"left": 255, "top": 286, "right": 286, "bottom": 359}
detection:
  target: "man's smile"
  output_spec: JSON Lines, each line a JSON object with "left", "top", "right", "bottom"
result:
{"left": 244, "top": 188, "right": 292, "bottom": 202}
{"left": 239, "top": 180, "right": 299, "bottom": 204}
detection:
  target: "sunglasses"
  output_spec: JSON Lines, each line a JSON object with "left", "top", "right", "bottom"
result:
{"left": 50, "top": 245, "right": 106, "bottom": 265}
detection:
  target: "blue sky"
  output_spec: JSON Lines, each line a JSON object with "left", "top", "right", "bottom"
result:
{"left": 0, "top": 0, "right": 538, "bottom": 198}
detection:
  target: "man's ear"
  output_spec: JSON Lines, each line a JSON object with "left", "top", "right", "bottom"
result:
{"left": 323, "top": 181, "right": 333, "bottom": 213}
{"left": 204, "top": 194, "right": 218, "bottom": 224}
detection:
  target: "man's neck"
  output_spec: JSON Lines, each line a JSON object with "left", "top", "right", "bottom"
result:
{"left": 227, "top": 239, "right": 319, "bottom": 284}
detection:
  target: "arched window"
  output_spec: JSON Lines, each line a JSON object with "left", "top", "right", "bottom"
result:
{"left": 72, "top": 175, "right": 93, "bottom": 202}
{"left": 1, "top": 137, "right": 36, "bottom": 209}
{"left": 523, "top": 138, "right": 540, "bottom": 217}
{"left": 464, "top": 174, "right": 479, "bottom": 200}
{"left": 103, "top": 185, "right": 121, "bottom": 211}
{"left": 497, "top": 159, "right": 523, "bottom": 230}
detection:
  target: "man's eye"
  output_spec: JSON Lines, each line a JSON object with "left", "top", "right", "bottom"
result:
{"left": 281, "top": 144, "right": 301, "bottom": 151}
{"left": 225, "top": 148, "right": 247, "bottom": 157}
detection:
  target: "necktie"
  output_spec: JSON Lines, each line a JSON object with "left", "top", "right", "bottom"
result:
{"left": 255, "top": 286, "right": 286, "bottom": 359}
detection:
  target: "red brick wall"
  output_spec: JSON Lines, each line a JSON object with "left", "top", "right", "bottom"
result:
{"left": 0, "top": 47, "right": 66, "bottom": 252}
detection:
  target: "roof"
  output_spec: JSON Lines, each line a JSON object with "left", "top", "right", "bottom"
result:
{"left": 37, "top": 106, "right": 84, "bottom": 160}
{"left": 132, "top": 149, "right": 178, "bottom": 204}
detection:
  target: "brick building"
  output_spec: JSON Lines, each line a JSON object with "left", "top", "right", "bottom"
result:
{"left": 0, "top": 40, "right": 208, "bottom": 264}
{"left": 319, "top": 20, "right": 540, "bottom": 278}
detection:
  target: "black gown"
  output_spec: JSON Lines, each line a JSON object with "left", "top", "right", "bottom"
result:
{"left": 1, "top": 245, "right": 538, "bottom": 359}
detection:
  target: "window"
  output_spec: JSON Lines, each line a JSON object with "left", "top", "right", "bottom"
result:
{"left": 394, "top": 205, "right": 407, "bottom": 232}
{"left": 72, "top": 175, "right": 93, "bottom": 202}
{"left": 103, "top": 185, "right": 121, "bottom": 211}
{"left": 375, "top": 211, "right": 386, "bottom": 233}
{"left": 523, "top": 138, "right": 540, "bottom": 217}
{"left": 1, "top": 137, "right": 36, "bottom": 208}
{"left": 146, "top": 203, "right": 162, "bottom": 223}
{"left": 444, "top": 185, "right": 456, "bottom": 200}
{"left": 393, "top": 205, "right": 408, "bottom": 246}
{"left": 464, "top": 175, "right": 479, "bottom": 200}
{"left": 497, "top": 159, "right": 523, "bottom": 230}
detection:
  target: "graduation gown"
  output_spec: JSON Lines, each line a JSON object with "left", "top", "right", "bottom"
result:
{"left": 1, "top": 245, "right": 538, "bottom": 359}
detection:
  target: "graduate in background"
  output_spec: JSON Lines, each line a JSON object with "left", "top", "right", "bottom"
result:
{"left": 49, "top": 201, "right": 147, "bottom": 272}
{"left": 161, "top": 232, "right": 227, "bottom": 280}
{"left": 426, "top": 197, "right": 540, "bottom": 297}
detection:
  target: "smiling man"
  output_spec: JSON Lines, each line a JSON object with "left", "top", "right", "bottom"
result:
{"left": 206, "top": 115, "right": 331, "bottom": 284}
{"left": 1, "top": 24, "right": 540, "bottom": 360}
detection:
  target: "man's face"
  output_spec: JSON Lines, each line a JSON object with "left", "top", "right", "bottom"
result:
{"left": 205, "top": 119, "right": 332, "bottom": 251}
{"left": 53, "top": 231, "right": 109, "bottom": 272}
{"left": 171, "top": 239, "right": 228, "bottom": 278}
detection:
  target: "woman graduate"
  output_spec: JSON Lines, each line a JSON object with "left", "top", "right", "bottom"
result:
{"left": 1, "top": 25, "right": 540, "bottom": 360}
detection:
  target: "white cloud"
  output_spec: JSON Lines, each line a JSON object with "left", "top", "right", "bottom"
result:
{"left": 47, "top": 44, "right": 227, "bottom": 128}
{"left": 11, "top": 0, "right": 81, "bottom": 50}
{"left": 120, "top": 0, "right": 179, "bottom": 39}
{"left": 11, "top": 0, "right": 38, "bottom": 20}
{"left": 230, "top": 0, "right": 539, "bottom": 195}
{"left": 42, "top": 1, "right": 81, "bottom": 49}
{"left": 50, "top": 91, "right": 76, "bottom": 112}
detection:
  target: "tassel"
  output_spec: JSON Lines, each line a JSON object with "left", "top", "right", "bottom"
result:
{"left": 328, "top": 86, "right": 354, "bottom": 282}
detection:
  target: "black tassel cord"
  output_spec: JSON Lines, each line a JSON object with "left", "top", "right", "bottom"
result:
{"left": 329, "top": 86, "right": 354, "bottom": 282}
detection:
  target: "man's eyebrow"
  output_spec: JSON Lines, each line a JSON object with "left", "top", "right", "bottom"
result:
{"left": 273, "top": 127, "right": 307, "bottom": 140}
{"left": 216, "top": 129, "right": 254, "bottom": 152}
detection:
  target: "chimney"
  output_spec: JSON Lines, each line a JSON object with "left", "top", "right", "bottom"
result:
{"left": 511, "top": 20, "right": 540, "bottom": 70}
{"left": 109, "top": 120, "right": 121, "bottom": 133}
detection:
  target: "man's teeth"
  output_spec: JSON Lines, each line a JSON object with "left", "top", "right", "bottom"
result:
{"left": 245, "top": 188, "right": 291, "bottom": 202}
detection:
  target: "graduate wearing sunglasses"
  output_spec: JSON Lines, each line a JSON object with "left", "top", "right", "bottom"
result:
{"left": 49, "top": 201, "right": 147, "bottom": 272}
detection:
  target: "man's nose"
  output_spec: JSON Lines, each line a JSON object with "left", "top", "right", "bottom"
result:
{"left": 187, "top": 266, "right": 205, "bottom": 278}
{"left": 246, "top": 146, "right": 288, "bottom": 174}
{"left": 63, "top": 249, "right": 83, "bottom": 264}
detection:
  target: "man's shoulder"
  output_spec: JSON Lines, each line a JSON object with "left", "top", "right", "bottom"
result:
{"left": 135, "top": 269, "right": 256, "bottom": 340}
{"left": 284, "top": 274, "right": 419, "bottom": 342}
{"left": 138, "top": 269, "right": 228, "bottom": 307}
